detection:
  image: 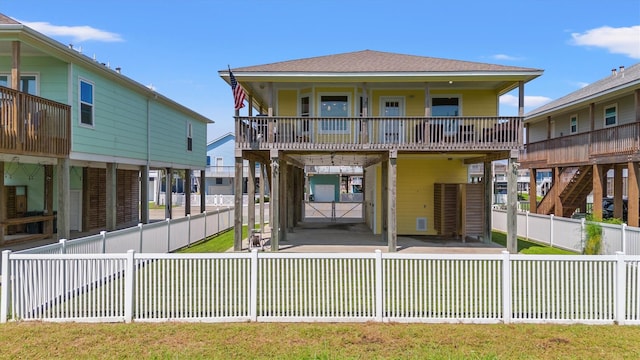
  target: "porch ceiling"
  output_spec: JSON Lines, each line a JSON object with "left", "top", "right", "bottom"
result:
{"left": 284, "top": 151, "right": 489, "bottom": 168}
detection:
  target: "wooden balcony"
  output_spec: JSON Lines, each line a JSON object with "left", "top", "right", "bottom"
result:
{"left": 0, "top": 86, "right": 71, "bottom": 158}
{"left": 519, "top": 122, "right": 640, "bottom": 168}
{"left": 236, "top": 116, "right": 522, "bottom": 152}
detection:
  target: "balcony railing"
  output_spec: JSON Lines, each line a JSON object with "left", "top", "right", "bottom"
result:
{"left": 236, "top": 116, "right": 522, "bottom": 151}
{"left": 520, "top": 122, "right": 640, "bottom": 167}
{"left": 0, "top": 86, "right": 71, "bottom": 157}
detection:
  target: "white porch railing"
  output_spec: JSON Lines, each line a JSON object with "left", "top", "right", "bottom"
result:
{"left": 2, "top": 250, "right": 639, "bottom": 325}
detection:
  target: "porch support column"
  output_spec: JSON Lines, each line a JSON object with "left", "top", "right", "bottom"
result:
{"left": 424, "top": 83, "right": 431, "bottom": 116}
{"left": 553, "top": 167, "right": 564, "bottom": 217}
{"left": 592, "top": 164, "right": 605, "bottom": 220}
{"left": 529, "top": 168, "right": 537, "bottom": 213}
{"left": 185, "top": 169, "right": 191, "bottom": 216}
{"left": 43, "top": 165, "right": 54, "bottom": 236}
{"left": 628, "top": 161, "right": 639, "bottom": 227}
{"left": 106, "top": 163, "right": 117, "bottom": 231}
{"left": 259, "top": 163, "right": 265, "bottom": 232}
{"left": 483, "top": 161, "right": 492, "bottom": 243}
{"left": 200, "top": 170, "right": 206, "bottom": 213}
{"left": 286, "top": 165, "right": 295, "bottom": 232}
{"left": 248, "top": 160, "right": 256, "bottom": 232}
{"left": 506, "top": 151, "right": 518, "bottom": 253}
{"left": 381, "top": 158, "right": 388, "bottom": 244}
{"left": 11, "top": 41, "right": 20, "bottom": 90}
{"left": 57, "top": 158, "right": 70, "bottom": 240}
{"left": 0, "top": 162, "right": 5, "bottom": 244}
{"left": 387, "top": 150, "right": 397, "bottom": 252}
{"left": 518, "top": 81, "right": 525, "bottom": 116}
{"left": 280, "top": 161, "right": 288, "bottom": 241}
{"left": 165, "top": 168, "right": 173, "bottom": 219}
{"left": 234, "top": 152, "right": 243, "bottom": 251}
{"left": 140, "top": 165, "right": 149, "bottom": 224}
{"left": 613, "top": 164, "right": 624, "bottom": 220}
{"left": 270, "top": 150, "right": 280, "bottom": 251}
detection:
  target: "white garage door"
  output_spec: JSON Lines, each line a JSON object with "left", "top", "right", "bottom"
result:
{"left": 314, "top": 184, "right": 335, "bottom": 202}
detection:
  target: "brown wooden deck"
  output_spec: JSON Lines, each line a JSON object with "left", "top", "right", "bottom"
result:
{"left": 0, "top": 86, "right": 71, "bottom": 157}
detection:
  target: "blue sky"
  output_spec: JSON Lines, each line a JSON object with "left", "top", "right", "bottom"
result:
{"left": 3, "top": 0, "right": 639, "bottom": 142}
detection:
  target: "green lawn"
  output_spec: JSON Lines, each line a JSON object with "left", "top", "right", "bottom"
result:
{"left": 176, "top": 225, "right": 249, "bottom": 253}
{"left": 491, "top": 231, "right": 577, "bottom": 254}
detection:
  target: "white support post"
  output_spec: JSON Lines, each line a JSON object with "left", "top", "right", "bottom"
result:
{"left": 622, "top": 224, "right": 627, "bottom": 255}
{"left": 59, "top": 238, "right": 67, "bottom": 254}
{"left": 138, "top": 223, "right": 144, "bottom": 252}
{"left": 525, "top": 211, "right": 529, "bottom": 241}
{"left": 166, "top": 218, "right": 171, "bottom": 253}
{"left": 375, "top": 249, "right": 383, "bottom": 322}
{"left": 615, "top": 251, "right": 626, "bottom": 325}
{"left": 101, "top": 231, "right": 107, "bottom": 253}
{"left": 502, "top": 250, "right": 511, "bottom": 324}
{"left": 203, "top": 210, "right": 208, "bottom": 239}
{"left": 581, "top": 218, "right": 586, "bottom": 251}
{"left": 1, "top": 250, "right": 10, "bottom": 323}
{"left": 124, "top": 249, "right": 135, "bottom": 323}
{"left": 250, "top": 249, "right": 259, "bottom": 321}
{"left": 549, "top": 214, "right": 555, "bottom": 248}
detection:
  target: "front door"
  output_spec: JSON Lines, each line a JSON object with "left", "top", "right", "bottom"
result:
{"left": 380, "top": 97, "right": 404, "bottom": 143}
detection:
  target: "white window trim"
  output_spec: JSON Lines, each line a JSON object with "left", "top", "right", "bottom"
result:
{"left": 0, "top": 72, "right": 40, "bottom": 95}
{"left": 317, "top": 92, "right": 351, "bottom": 134}
{"left": 603, "top": 103, "right": 617, "bottom": 127}
{"left": 79, "top": 78, "right": 95, "bottom": 128}
{"left": 186, "top": 122, "right": 193, "bottom": 152}
{"left": 569, "top": 114, "right": 578, "bottom": 134}
{"left": 298, "top": 93, "right": 313, "bottom": 117}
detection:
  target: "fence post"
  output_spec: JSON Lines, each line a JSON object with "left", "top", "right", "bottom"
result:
{"left": 217, "top": 207, "right": 220, "bottom": 235}
{"left": 580, "top": 218, "right": 586, "bottom": 252}
{"left": 204, "top": 210, "right": 208, "bottom": 239}
{"left": 1, "top": 250, "right": 10, "bottom": 323}
{"left": 375, "top": 249, "right": 383, "bottom": 322}
{"left": 502, "top": 250, "right": 511, "bottom": 324}
{"left": 228, "top": 206, "right": 231, "bottom": 229}
{"left": 187, "top": 214, "right": 191, "bottom": 247}
{"left": 621, "top": 224, "right": 627, "bottom": 255}
{"left": 101, "top": 231, "right": 107, "bottom": 253}
{"left": 250, "top": 249, "right": 259, "bottom": 322}
{"left": 166, "top": 218, "right": 171, "bottom": 253}
{"left": 549, "top": 214, "right": 555, "bottom": 248}
{"left": 124, "top": 249, "right": 135, "bottom": 323}
{"left": 615, "top": 251, "right": 626, "bottom": 325}
{"left": 59, "top": 238, "right": 67, "bottom": 254}
{"left": 138, "top": 223, "right": 144, "bottom": 252}
{"left": 525, "top": 211, "right": 529, "bottom": 241}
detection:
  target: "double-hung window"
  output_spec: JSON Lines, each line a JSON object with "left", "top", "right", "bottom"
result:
{"left": 570, "top": 115, "right": 578, "bottom": 134}
{"left": 0, "top": 74, "right": 38, "bottom": 95}
{"left": 79, "top": 79, "right": 94, "bottom": 127}
{"left": 319, "top": 95, "right": 349, "bottom": 133}
{"left": 604, "top": 104, "right": 617, "bottom": 126}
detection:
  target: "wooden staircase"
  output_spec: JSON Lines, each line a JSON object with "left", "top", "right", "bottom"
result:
{"left": 536, "top": 166, "right": 595, "bottom": 217}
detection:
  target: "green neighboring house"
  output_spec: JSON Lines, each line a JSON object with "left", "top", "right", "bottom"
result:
{"left": 0, "top": 13, "right": 212, "bottom": 245}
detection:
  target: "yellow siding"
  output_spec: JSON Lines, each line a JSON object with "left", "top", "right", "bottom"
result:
{"left": 373, "top": 155, "right": 468, "bottom": 235}
{"left": 278, "top": 90, "right": 298, "bottom": 116}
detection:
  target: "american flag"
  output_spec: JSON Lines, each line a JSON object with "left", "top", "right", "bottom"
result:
{"left": 229, "top": 70, "right": 246, "bottom": 111}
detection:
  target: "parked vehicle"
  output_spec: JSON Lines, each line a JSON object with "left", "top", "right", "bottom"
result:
{"left": 602, "top": 197, "right": 627, "bottom": 221}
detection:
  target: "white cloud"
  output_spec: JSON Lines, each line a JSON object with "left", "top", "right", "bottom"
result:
{"left": 571, "top": 25, "right": 640, "bottom": 59}
{"left": 500, "top": 94, "right": 552, "bottom": 108}
{"left": 22, "top": 21, "right": 123, "bottom": 43}
{"left": 491, "top": 54, "right": 522, "bottom": 61}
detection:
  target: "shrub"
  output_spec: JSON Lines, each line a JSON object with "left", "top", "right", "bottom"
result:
{"left": 583, "top": 214, "right": 602, "bottom": 255}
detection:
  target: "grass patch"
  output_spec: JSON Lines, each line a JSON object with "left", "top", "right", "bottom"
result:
{"left": 176, "top": 225, "right": 250, "bottom": 253}
{"left": 0, "top": 322, "right": 636, "bottom": 359}
{"left": 491, "top": 231, "right": 576, "bottom": 255}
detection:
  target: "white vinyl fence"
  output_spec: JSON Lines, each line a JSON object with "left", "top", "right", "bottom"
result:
{"left": 2, "top": 250, "right": 639, "bottom": 325}
{"left": 14, "top": 207, "right": 234, "bottom": 256}
{"left": 492, "top": 210, "right": 640, "bottom": 255}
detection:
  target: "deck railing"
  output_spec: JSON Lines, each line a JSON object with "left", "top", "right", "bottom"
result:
{"left": 0, "top": 86, "right": 71, "bottom": 157}
{"left": 236, "top": 116, "right": 522, "bottom": 151}
{"left": 520, "top": 122, "right": 640, "bottom": 167}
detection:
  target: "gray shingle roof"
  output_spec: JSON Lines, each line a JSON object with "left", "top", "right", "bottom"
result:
{"left": 231, "top": 50, "right": 541, "bottom": 73}
{"left": 0, "top": 14, "right": 19, "bottom": 25}
{"left": 527, "top": 63, "right": 640, "bottom": 117}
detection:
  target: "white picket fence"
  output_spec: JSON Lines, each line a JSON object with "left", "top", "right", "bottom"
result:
{"left": 2, "top": 250, "right": 639, "bottom": 325}
{"left": 492, "top": 210, "right": 640, "bottom": 255}
{"left": 14, "top": 207, "right": 234, "bottom": 256}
